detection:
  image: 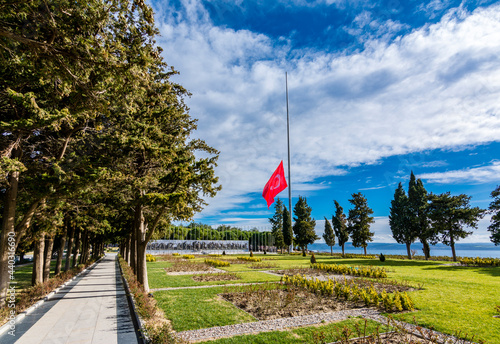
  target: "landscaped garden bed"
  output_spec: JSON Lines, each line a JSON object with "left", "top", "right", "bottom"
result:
{"left": 192, "top": 272, "right": 241, "bottom": 282}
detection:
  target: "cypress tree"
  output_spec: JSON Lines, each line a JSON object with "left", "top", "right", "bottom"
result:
{"left": 389, "top": 182, "right": 415, "bottom": 259}
{"left": 293, "top": 196, "right": 318, "bottom": 256}
{"left": 269, "top": 198, "right": 285, "bottom": 253}
{"left": 323, "top": 217, "right": 336, "bottom": 256}
{"left": 347, "top": 193, "right": 374, "bottom": 256}
{"left": 332, "top": 200, "right": 349, "bottom": 257}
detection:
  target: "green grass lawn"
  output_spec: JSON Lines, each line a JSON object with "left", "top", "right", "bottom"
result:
{"left": 148, "top": 254, "right": 500, "bottom": 343}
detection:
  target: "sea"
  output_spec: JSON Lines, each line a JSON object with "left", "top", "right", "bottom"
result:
{"left": 308, "top": 242, "right": 500, "bottom": 259}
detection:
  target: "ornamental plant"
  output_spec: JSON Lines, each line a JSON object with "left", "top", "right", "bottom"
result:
{"left": 310, "top": 262, "right": 387, "bottom": 278}
{"left": 146, "top": 254, "right": 156, "bottom": 262}
{"left": 237, "top": 256, "right": 262, "bottom": 262}
{"left": 204, "top": 259, "right": 231, "bottom": 267}
{"left": 182, "top": 254, "right": 195, "bottom": 259}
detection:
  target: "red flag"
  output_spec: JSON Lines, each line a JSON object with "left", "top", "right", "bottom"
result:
{"left": 262, "top": 161, "right": 288, "bottom": 208}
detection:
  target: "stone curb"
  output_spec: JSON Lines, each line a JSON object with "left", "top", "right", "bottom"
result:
{"left": 117, "top": 257, "right": 147, "bottom": 344}
{"left": 0, "top": 255, "right": 104, "bottom": 336}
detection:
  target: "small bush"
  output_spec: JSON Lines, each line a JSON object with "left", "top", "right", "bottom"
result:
{"left": 379, "top": 253, "right": 386, "bottom": 262}
{"left": 146, "top": 254, "right": 156, "bottom": 262}
{"left": 182, "top": 254, "right": 195, "bottom": 259}
{"left": 172, "top": 253, "right": 180, "bottom": 256}
{"left": 205, "top": 259, "right": 231, "bottom": 267}
{"left": 310, "top": 253, "right": 317, "bottom": 264}
{"left": 237, "top": 256, "right": 262, "bottom": 262}
{"left": 250, "top": 251, "right": 254, "bottom": 257}
{"left": 222, "top": 251, "right": 226, "bottom": 255}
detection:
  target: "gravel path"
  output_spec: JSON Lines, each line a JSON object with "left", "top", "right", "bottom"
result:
{"left": 176, "top": 308, "right": 380, "bottom": 342}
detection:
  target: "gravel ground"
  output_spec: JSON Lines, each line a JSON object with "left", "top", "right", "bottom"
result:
{"left": 176, "top": 308, "right": 380, "bottom": 342}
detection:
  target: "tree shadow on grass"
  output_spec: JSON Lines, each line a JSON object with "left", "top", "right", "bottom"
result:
{"left": 421, "top": 265, "right": 500, "bottom": 277}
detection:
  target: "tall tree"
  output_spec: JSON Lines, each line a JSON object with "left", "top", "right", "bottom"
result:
{"left": 269, "top": 199, "right": 285, "bottom": 253}
{"left": 408, "top": 172, "right": 435, "bottom": 259}
{"left": 282, "top": 206, "right": 293, "bottom": 253}
{"left": 488, "top": 186, "right": 500, "bottom": 245}
{"left": 428, "top": 193, "right": 484, "bottom": 262}
{"left": 332, "top": 200, "right": 349, "bottom": 257}
{"left": 323, "top": 217, "right": 335, "bottom": 256}
{"left": 293, "top": 196, "right": 317, "bottom": 256}
{"left": 389, "top": 182, "right": 416, "bottom": 259}
{"left": 347, "top": 193, "right": 374, "bottom": 255}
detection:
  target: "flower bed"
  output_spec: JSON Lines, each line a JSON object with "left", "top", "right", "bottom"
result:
{"left": 311, "top": 263, "right": 388, "bottom": 278}
{"left": 204, "top": 258, "right": 231, "bottom": 267}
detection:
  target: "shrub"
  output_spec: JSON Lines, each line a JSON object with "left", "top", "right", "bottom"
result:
{"left": 459, "top": 257, "right": 500, "bottom": 267}
{"left": 379, "top": 253, "right": 386, "bottom": 262}
{"left": 310, "top": 262, "right": 387, "bottom": 278}
{"left": 146, "top": 254, "right": 156, "bottom": 262}
{"left": 182, "top": 254, "right": 195, "bottom": 259}
{"left": 250, "top": 251, "right": 254, "bottom": 257}
{"left": 172, "top": 253, "right": 180, "bottom": 256}
{"left": 222, "top": 251, "right": 226, "bottom": 255}
{"left": 310, "top": 253, "right": 317, "bottom": 264}
{"left": 204, "top": 259, "right": 231, "bottom": 267}
{"left": 237, "top": 256, "right": 262, "bottom": 262}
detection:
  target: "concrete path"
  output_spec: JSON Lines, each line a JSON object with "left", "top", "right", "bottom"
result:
{"left": 0, "top": 254, "right": 138, "bottom": 344}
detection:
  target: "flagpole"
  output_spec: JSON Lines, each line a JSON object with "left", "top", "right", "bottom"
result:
{"left": 286, "top": 72, "right": 293, "bottom": 253}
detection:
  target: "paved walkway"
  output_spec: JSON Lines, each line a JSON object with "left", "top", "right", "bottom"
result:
{"left": 0, "top": 254, "right": 138, "bottom": 344}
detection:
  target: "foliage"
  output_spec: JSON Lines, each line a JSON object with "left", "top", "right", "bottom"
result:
{"left": 488, "top": 185, "right": 500, "bottom": 245}
{"left": 347, "top": 193, "right": 374, "bottom": 254}
{"left": 237, "top": 256, "right": 262, "bottom": 262}
{"left": 322, "top": 217, "right": 336, "bottom": 255}
{"left": 204, "top": 259, "right": 231, "bottom": 268}
{"left": 293, "top": 196, "right": 318, "bottom": 253}
{"left": 146, "top": 254, "right": 157, "bottom": 262}
{"left": 281, "top": 274, "right": 414, "bottom": 312}
{"left": 332, "top": 200, "right": 349, "bottom": 255}
{"left": 379, "top": 253, "right": 386, "bottom": 262}
{"left": 389, "top": 182, "right": 416, "bottom": 258}
{"left": 270, "top": 198, "right": 285, "bottom": 251}
{"left": 310, "top": 263, "right": 387, "bottom": 278}
{"left": 310, "top": 253, "right": 317, "bottom": 264}
{"left": 182, "top": 255, "right": 195, "bottom": 260}
{"left": 428, "top": 193, "right": 484, "bottom": 261}
{"left": 459, "top": 257, "right": 500, "bottom": 267}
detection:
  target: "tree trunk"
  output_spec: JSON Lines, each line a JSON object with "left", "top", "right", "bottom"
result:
{"left": 0, "top": 148, "right": 21, "bottom": 305}
{"left": 125, "top": 232, "right": 131, "bottom": 264}
{"left": 32, "top": 234, "right": 45, "bottom": 286}
{"left": 43, "top": 236, "right": 54, "bottom": 282}
{"left": 363, "top": 246, "right": 367, "bottom": 256}
{"left": 341, "top": 244, "right": 345, "bottom": 257}
{"left": 64, "top": 225, "right": 75, "bottom": 272}
{"left": 450, "top": 236, "right": 457, "bottom": 262}
{"left": 422, "top": 239, "right": 430, "bottom": 260}
{"left": 55, "top": 235, "right": 66, "bottom": 275}
{"left": 130, "top": 225, "right": 137, "bottom": 273}
{"left": 72, "top": 227, "right": 81, "bottom": 268}
{"left": 330, "top": 246, "right": 333, "bottom": 256}
{"left": 79, "top": 229, "right": 89, "bottom": 265}
{"left": 134, "top": 203, "right": 150, "bottom": 292}
{"left": 406, "top": 242, "right": 412, "bottom": 260}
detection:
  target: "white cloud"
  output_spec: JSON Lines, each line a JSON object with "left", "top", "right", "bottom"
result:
{"left": 153, "top": 1, "right": 500, "bottom": 220}
{"left": 418, "top": 160, "right": 500, "bottom": 184}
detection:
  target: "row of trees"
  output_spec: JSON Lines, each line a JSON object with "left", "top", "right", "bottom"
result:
{"left": 269, "top": 172, "right": 499, "bottom": 262}
{"left": 0, "top": 0, "right": 219, "bottom": 307}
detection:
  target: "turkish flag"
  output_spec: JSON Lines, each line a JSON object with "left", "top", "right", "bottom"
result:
{"left": 262, "top": 161, "right": 288, "bottom": 208}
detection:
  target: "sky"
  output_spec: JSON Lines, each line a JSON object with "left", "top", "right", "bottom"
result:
{"left": 149, "top": 0, "right": 500, "bottom": 243}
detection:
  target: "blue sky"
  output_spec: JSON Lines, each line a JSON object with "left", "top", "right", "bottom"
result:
{"left": 150, "top": 0, "right": 500, "bottom": 243}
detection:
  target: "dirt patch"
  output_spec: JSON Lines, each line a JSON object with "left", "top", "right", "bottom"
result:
{"left": 164, "top": 261, "right": 212, "bottom": 272}
{"left": 221, "top": 284, "right": 363, "bottom": 320}
{"left": 192, "top": 273, "right": 241, "bottom": 282}
{"left": 331, "top": 332, "right": 430, "bottom": 343}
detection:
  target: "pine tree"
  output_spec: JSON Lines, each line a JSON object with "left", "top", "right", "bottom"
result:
{"left": 408, "top": 172, "right": 435, "bottom": 259}
{"left": 332, "top": 200, "right": 349, "bottom": 257}
{"left": 347, "top": 193, "right": 375, "bottom": 255}
{"left": 293, "top": 196, "right": 318, "bottom": 255}
{"left": 323, "top": 217, "right": 336, "bottom": 256}
{"left": 488, "top": 186, "right": 500, "bottom": 245}
{"left": 282, "top": 206, "right": 293, "bottom": 253}
{"left": 270, "top": 199, "right": 285, "bottom": 253}
{"left": 389, "top": 182, "right": 415, "bottom": 259}
{"left": 428, "top": 193, "right": 484, "bottom": 262}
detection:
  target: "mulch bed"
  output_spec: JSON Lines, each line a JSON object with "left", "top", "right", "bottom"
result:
{"left": 221, "top": 284, "right": 362, "bottom": 320}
